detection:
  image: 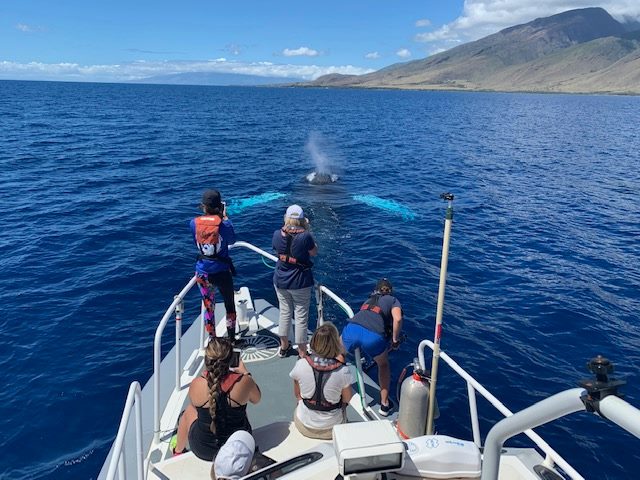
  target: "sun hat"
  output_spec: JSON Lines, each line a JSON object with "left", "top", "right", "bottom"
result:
{"left": 202, "top": 189, "right": 222, "bottom": 209}
{"left": 285, "top": 204, "right": 305, "bottom": 220}
{"left": 213, "top": 430, "right": 256, "bottom": 480}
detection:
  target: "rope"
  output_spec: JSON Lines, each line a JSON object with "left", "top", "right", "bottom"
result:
{"left": 261, "top": 256, "right": 276, "bottom": 269}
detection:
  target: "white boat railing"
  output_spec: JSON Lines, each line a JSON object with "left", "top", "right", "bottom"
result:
{"left": 106, "top": 382, "right": 144, "bottom": 480}
{"left": 417, "top": 340, "right": 583, "bottom": 480}
{"left": 149, "top": 241, "right": 357, "bottom": 443}
{"left": 152, "top": 275, "right": 198, "bottom": 443}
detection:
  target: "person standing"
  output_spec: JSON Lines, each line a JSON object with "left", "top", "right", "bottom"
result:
{"left": 341, "top": 278, "right": 403, "bottom": 416}
{"left": 191, "top": 189, "right": 237, "bottom": 341}
{"left": 272, "top": 205, "right": 318, "bottom": 358}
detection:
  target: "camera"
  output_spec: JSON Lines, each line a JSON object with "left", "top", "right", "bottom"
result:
{"left": 230, "top": 348, "right": 241, "bottom": 369}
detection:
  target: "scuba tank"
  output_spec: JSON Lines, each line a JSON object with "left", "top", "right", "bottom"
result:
{"left": 396, "top": 358, "right": 439, "bottom": 439}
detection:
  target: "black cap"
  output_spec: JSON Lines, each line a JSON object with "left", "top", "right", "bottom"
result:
{"left": 375, "top": 278, "right": 393, "bottom": 293}
{"left": 201, "top": 189, "right": 222, "bottom": 209}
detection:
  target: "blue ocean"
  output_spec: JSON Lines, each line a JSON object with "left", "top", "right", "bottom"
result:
{"left": 0, "top": 80, "right": 638, "bottom": 479}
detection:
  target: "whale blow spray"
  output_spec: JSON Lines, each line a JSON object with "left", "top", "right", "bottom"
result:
{"left": 305, "top": 132, "right": 339, "bottom": 185}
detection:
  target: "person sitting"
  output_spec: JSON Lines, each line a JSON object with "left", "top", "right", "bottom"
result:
{"left": 289, "top": 322, "right": 353, "bottom": 439}
{"left": 174, "top": 338, "right": 261, "bottom": 460}
{"left": 341, "top": 278, "right": 403, "bottom": 416}
{"left": 211, "top": 430, "right": 255, "bottom": 480}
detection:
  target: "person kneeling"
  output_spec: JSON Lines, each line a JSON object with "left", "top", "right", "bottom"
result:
{"left": 289, "top": 322, "right": 353, "bottom": 439}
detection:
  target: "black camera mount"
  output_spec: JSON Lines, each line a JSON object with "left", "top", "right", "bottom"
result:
{"left": 578, "top": 355, "right": 626, "bottom": 418}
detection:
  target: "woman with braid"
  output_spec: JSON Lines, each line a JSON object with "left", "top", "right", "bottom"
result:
{"left": 173, "top": 338, "right": 261, "bottom": 459}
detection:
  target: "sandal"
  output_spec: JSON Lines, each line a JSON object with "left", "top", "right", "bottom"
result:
{"left": 278, "top": 344, "right": 291, "bottom": 358}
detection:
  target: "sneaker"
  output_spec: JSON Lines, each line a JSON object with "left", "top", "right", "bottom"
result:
{"left": 378, "top": 399, "right": 396, "bottom": 417}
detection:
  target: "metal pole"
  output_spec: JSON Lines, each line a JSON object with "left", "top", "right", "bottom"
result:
{"left": 316, "top": 283, "right": 324, "bottom": 326}
{"left": 175, "top": 296, "right": 184, "bottom": 392}
{"left": 426, "top": 193, "right": 454, "bottom": 435}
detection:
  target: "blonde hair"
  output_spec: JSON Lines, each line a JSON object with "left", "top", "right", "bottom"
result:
{"left": 310, "top": 322, "right": 343, "bottom": 359}
{"left": 204, "top": 338, "right": 234, "bottom": 434}
{"left": 283, "top": 216, "right": 308, "bottom": 229}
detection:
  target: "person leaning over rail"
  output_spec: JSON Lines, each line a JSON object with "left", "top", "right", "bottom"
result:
{"left": 173, "top": 338, "right": 261, "bottom": 459}
{"left": 289, "top": 322, "right": 354, "bottom": 439}
{"left": 272, "top": 204, "right": 318, "bottom": 358}
{"left": 191, "top": 189, "right": 238, "bottom": 342}
{"left": 341, "top": 278, "right": 403, "bottom": 416}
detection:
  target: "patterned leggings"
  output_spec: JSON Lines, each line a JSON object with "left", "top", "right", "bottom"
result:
{"left": 196, "top": 270, "right": 236, "bottom": 336}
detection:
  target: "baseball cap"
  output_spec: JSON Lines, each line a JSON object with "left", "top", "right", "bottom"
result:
{"left": 376, "top": 278, "right": 393, "bottom": 293}
{"left": 285, "top": 204, "right": 305, "bottom": 220}
{"left": 213, "top": 431, "right": 255, "bottom": 480}
{"left": 202, "top": 189, "right": 222, "bottom": 209}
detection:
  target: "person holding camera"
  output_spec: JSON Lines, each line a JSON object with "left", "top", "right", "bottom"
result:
{"left": 272, "top": 205, "right": 318, "bottom": 358}
{"left": 191, "top": 189, "right": 238, "bottom": 341}
{"left": 173, "top": 337, "right": 261, "bottom": 459}
{"left": 341, "top": 278, "right": 403, "bottom": 416}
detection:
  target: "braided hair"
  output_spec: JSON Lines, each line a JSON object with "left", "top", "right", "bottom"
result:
{"left": 204, "top": 337, "right": 234, "bottom": 434}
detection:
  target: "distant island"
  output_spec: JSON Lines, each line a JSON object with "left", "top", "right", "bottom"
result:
{"left": 134, "top": 71, "right": 303, "bottom": 87}
{"left": 301, "top": 8, "right": 640, "bottom": 95}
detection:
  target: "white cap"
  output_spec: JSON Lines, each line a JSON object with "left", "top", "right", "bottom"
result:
{"left": 285, "top": 204, "right": 305, "bottom": 220}
{"left": 213, "top": 431, "right": 255, "bottom": 480}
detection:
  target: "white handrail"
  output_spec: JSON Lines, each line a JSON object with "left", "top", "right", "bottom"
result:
{"left": 417, "top": 340, "right": 583, "bottom": 480}
{"left": 106, "top": 382, "right": 144, "bottom": 480}
{"left": 152, "top": 241, "right": 355, "bottom": 445}
{"left": 231, "top": 241, "right": 354, "bottom": 318}
{"left": 153, "top": 275, "right": 198, "bottom": 443}
{"left": 230, "top": 240, "right": 278, "bottom": 262}
{"left": 319, "top": 285, "right": 355, "bottom": 318}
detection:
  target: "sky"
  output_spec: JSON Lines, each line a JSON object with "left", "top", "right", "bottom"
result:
{"left": 1, "top": 0, "right": 639, "bottom": 83}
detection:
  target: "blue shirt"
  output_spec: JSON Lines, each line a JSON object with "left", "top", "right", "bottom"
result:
{"left": 272, "top": 229, "right": 316, "bottom": 290}
{"left": 349, "top": 294, "right": 401, "bottom": 337}
{"left": 190, "top": 217, "right": 236, "bottom": 274}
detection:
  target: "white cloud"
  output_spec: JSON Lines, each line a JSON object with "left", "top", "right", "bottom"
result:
{"left": 396, "top": 49, "right": 411, "bottom": 58}
{"left": 365, "top": 51, "right": 380, "bottom": 59}
{"left": 0, "top": 59, "right": 373, "bottom": 82}
{"left": 415, "top": 1, "right": 640, "bottom": 47}
{"left": 16, "top": 23, "right": 43, "bottom": 33}
{"left": 415, "top": 19, "right": 432, "bottom": 27}
{"left": 282, "top": 47, "right": 320, "bottom": 57}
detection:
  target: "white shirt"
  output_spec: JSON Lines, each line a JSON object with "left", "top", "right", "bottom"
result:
{"left": 289, "top": 358, "right": 354, "bottom": 429}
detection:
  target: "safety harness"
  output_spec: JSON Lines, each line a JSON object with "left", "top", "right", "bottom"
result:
{"left": 278, "top": 227, "right": 312, "bottom": 269}
{"left": 302, "top": 356, "right": 344, "bottom": 412}
{"left": 360, "top": 293, "right": 393, "bottom": 338}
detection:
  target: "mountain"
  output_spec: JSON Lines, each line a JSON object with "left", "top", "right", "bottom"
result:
{"left": 307, "top": 8, "right": 640, "bottom": 94}
{"left": 135, "top": 72, "right": 302, "bottom": 86}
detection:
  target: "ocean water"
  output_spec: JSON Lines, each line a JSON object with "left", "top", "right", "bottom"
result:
{"left": 0, "top": 80, "right": 639, "bottom": 479}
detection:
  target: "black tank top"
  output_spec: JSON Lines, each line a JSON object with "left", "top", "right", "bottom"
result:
{"left": 188, "top": 374, "right": 252, "bottom": 460}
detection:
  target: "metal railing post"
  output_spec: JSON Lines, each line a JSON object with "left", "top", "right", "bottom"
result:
{"left": 200, "top": 300, "right": 206, "bottom": 348}
{"left": 153, "top": 276, "right": 197, "bottom": 444}
{"left": 106, "top": 382, "right": 144, "bottom": 480}
{"left": 467, "top": 382, "right": 481, "bottom": 447}
{"left": 175, "top": 296, "right": 184, "bottom": 393}
{"left": 354, "top": 347, "right": 368, "bottom": 413}
{"left": 316, "top": 284, "right": 324, "bottom": 326}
